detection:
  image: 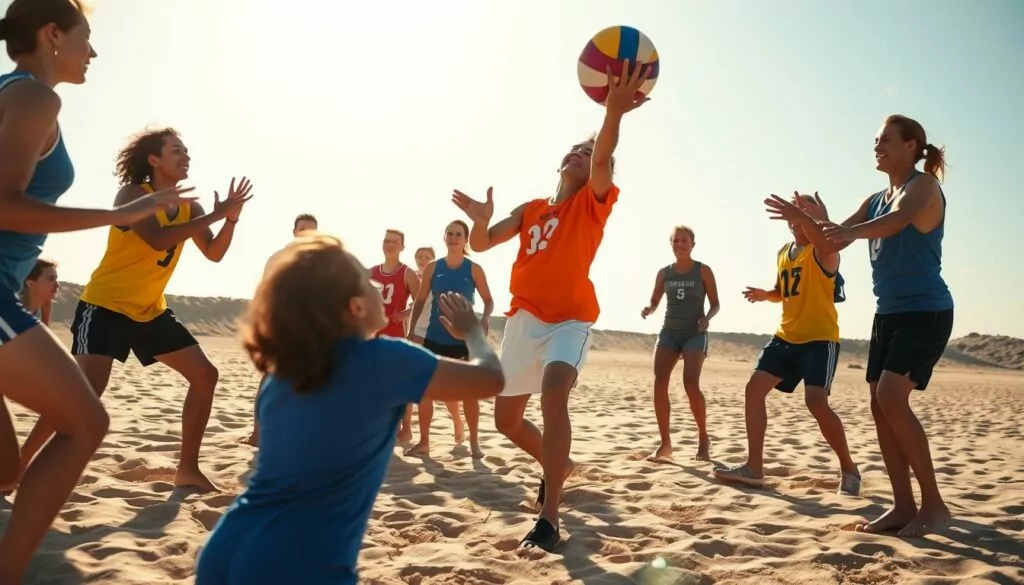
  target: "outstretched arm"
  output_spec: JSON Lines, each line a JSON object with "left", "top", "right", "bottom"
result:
{"left": 592, "top": 58, "right": 652, "bottom": 201}
{"left": 470, "top": 202, "right": 527, "bottom": 253}
{"left": 847, "top": 178, "right": 939, "bottom": 240}
{"left": 190, "top": 202, "right": 237, "bottom": 262}
{"left": 116, "top": 185, "right": 227, "bottom": 252}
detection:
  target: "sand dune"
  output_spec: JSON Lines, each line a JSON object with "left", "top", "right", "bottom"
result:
{"left": 2, "top": 328, "right": 1022, "bottom": 584}
{"left": 49, "top": 283, "right": 1024, "bottom": 370}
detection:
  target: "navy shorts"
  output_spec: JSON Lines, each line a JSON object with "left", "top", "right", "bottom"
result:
{"left": 755, "top": 336, "right": 840, "bottom": 394}
{"left": 867, "top": 309, "right": 953, "bottom": 391}
{"left": 0, "top": 287, "right": 40, "bottom": 344}
{"left": 423, "top": 338, "right": 469, "bottom": 361}
{"left": 70, "top": 301, "right": 197, "bottom": 366}
{"left": 656, "top": 330, "right": 709, "bottom": 355}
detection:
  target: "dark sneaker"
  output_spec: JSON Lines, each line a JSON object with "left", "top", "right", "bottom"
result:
{"left": 520, "top": 517, "right": 561, "bottom": 552}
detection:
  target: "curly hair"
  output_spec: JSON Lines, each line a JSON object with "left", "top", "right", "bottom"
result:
{"left": 113, "top": 127, "right": 179, "bottom": 186}
{"left": 240, "top": 234, "right": 367, "bottom": 393}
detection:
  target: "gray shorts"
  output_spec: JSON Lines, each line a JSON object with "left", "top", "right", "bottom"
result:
{"left": 656, "top": 330, "right": 708, "bottom": 355}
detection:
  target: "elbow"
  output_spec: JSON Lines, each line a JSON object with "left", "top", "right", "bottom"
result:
{"left": 480, "top": 366, "right": 505, "bottom": 398}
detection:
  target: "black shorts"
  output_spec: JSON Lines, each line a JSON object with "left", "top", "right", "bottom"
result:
{"left": 755, "top": 336, "right": 840, "bottom": 394}
{"left": 70, "top": 301, "right": 198, "bottom": 367}
{"left": 867, "top": 309, "right": 954, "bottom": 391}
{"left": 423, "top": 338, "right": 469, "bottom": 361}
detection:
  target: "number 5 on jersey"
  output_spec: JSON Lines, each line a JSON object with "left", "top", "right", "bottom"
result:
{"left": 525, "top": 218, "right": 560, "bottom": 255}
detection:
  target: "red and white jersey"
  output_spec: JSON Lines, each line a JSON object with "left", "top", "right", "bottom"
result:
{"left": 371, "top": 263, "right": 412, "bottom": 337}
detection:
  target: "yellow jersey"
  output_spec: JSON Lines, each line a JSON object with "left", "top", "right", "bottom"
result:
{"left": 774, "top": 242, "right": 840, "bottom": 344}
{"left": 80, "top": 183, "right": 192, "bottom": 322}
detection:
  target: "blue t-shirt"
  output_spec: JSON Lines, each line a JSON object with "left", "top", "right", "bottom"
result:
{"left": 194, "top": 336, "right": 439, "bottom": 585}
{"left": 867, "top": 171, "right": 954, "bottom": 314}
{"left": 425, "top": 257, "right": 476, "bottom": 345}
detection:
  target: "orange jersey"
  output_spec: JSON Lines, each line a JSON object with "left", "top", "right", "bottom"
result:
{"left": 507, "top": 181, "right": 619, "bottom": 324}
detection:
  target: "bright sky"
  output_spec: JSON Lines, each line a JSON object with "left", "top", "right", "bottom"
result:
{"left": 3, "top": 0, "right": 1022, "bottom": 340}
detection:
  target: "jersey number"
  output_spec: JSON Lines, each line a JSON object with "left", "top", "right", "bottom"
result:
{"left": 156, "top": 244, "right": 178, "bottom": 268}
{"left": 675, "top": 287, "right": 686, "bottom": 300}
{"left": 380, "top": 283, "right": 395, "bottom": 305}
{"left": 525, "top": 218, "right": 560, "bottom": 255}
{"left": 780, "top": 267, "right": 802, "bottom": 297}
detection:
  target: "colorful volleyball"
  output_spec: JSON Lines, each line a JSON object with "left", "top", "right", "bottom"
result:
{"left": 578, "top": 25, "right": 659, "bottom": 105}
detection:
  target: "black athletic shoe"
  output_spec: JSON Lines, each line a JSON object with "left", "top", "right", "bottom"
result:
{"left": 536, "top": 477, "right": 545, "bottom": 507}
{"left": 520, "top": 517, "right": 561, "bottom": 552}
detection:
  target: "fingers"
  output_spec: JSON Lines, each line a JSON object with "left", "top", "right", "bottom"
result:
{"left": 485, "top": 186, "right": 493, "bottom": 204}
{"left": 439, "top": 316, "right": 459, "bottom": 338}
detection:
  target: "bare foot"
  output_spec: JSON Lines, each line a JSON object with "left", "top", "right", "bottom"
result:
{"left": 175, "top": 466, "right": 220, "bottom": 493}
{"left": 404, "top": 441, "right": 430, "bottom": 457}
{"left": 397, "top": 427, "right": 413, "bottom": 443}
{"left": 453, "top": 420, "right": 465, "bottom": 445}
{"left": 646, "top": 442, "right": 674, "bottom": 462}
{"left": 240, "top": 432, "right": 258, "bottom": 447}
{"left": 695, "top": 437, "right": 711, "bottom": 461}
{"left": 897, "top": 504, "right": 951, "bottom": 537}
{"left": 854, "top": 506, "right": 917, "bottom": 534}
{"left": 470, "top": 442, "right": 484, "bottom": 459}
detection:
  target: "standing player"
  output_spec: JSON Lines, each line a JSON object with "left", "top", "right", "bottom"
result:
{"left": 640, "top": 225, "right": 720, "bottom": 462}
{"left": 714, "top": 193, "right": 860, "bottom": 496}
{"left": 774, "top": 115, "right": 954, "bottom": 537}
{"left": 371, "top": 229, "right": 419, "bottom": 338}
{"left": 19, "top": 127, "right": 252, "bottom": 493}
{"left": 0, "top": 1, "right": 194, "bottom": 580}
{"left": 451, "top": 60, "right": 650, "bottom": 551}
{"left": 20, "top": 257, "right": 60, "bottom": 326}
{"left": 406, "top": 221, "right": 493, "bottom": 459}
{"left": 242, "top": 212, "right": 319, "bottom": 447}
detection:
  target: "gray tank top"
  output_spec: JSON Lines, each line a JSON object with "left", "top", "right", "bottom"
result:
{"left": 662, "top": 262, "right": 706, "bottom": 334}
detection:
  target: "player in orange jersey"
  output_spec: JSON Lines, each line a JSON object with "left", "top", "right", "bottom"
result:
{"left": 452, "top": 59, "right": 650, "bottom": 552}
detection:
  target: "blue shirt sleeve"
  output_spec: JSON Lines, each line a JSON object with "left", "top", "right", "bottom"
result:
{"left": 374, "top": 338, "right": 439, "bottom": 407}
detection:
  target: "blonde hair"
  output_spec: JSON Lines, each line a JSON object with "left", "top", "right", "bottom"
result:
{"left": 385, "top": 229, "right": 405, "bottom": 245}
{"left": 672, "top": 225, "right": 695, "bottom": 241}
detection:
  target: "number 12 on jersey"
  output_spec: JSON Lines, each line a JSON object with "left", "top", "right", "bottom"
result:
{"left": 525, "top": 218, "right": 560, "bottom": 255}
{"left": 780, "top": 267, "right": 802, "bottom": 297}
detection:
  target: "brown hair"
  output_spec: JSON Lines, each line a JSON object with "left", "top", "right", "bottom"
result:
{"left": 884, "top": 114, "right": 947, "bottom": 183}
{"left": 672, "top": 225, "right": 695, "bottom": 241}
{"left": 114, "top": 127, "right": 180, "bottom": 186}
{"left": 0, "top": 0, "right": 85, "bottom": 60}
{"left": 584, "top": 132, "right": 616, "bottom": 173}
{"left": 385, "top": 229, "right": 405, "bottom": 245}
{"left": 240, "top": 234, "right": 366, "bottom": 393}
{"left": 414, "top": 246, "right": 436, "bottom": 259}
{"left": 445, "top": 220, "right": 471, "bottom": 256}
{"left": 293, "top": 213, "right": 317, "bottom": 231}
{"left": 25, "top": 257, "right": 57, "bottom": 282}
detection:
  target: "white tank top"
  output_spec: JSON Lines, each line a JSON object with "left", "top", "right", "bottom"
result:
{"left": 414, "top": 271, "right": 432, "bottom": 334}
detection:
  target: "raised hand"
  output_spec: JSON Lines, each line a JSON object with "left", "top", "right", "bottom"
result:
{"left": 113, "top": 185, "right": 197, "bottom": 225}
{"left": 764, "top": 194, "right": 809, "bottom": 222}
{"left": 605, "top": 59, "right": 652, "bottom": 115}
{"left": 451, "top": 187, "right": 494, "bottom": 223}
{"left": 437, "top": 292, "right": 481, "bottom": 341}
{"left": 821, "top": 222, "right": 857, "bottom": 245}
{"left": 794, "top": 191, "right": 829, "bottom": 221}
{"left": 742, "top": 287, "right": 770, "bottom": 303}
{"left": 215, "top": 177, "right": 254, "bottom": 222}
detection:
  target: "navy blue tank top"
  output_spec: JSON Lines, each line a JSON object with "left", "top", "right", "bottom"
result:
{"left": 0, "top": 72, "right": 75, "bottom": 293}
{"left": 425, "top": 257, "right": 476, "bottom": 345}
{"left": 867, "top": 171, "right": 953, "bottom": 314}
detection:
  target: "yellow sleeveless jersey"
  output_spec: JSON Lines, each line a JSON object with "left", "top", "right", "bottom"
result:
{"left": 80, "top": 183, "right": 191, "bottom": 322}
{"left": 774, "top": 242, "right": 840, "bottom": 344}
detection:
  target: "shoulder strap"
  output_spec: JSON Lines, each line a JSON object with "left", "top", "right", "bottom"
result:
{"left": 0, "top": 72, "right": 34, "bottom": 94}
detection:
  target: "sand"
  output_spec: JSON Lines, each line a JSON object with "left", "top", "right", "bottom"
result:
{"left": 2, "top": 329, "right": 1022, "bottom": 585}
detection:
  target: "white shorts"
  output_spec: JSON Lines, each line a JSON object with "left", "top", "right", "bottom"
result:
{"left": 498, "top": 309, "right": 593, "bottom": 397}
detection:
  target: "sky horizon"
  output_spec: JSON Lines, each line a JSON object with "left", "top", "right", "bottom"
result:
{"left": 4, "top": 0, "right": 1022, "bottom": 341}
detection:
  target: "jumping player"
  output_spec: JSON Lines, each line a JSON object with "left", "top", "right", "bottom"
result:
{"left": 242, "top": 212, "right": 319, "bottom": 447}
{"left": 451, "top": 59, "right": 650, "bottom": 550}
{"left": 641, "top": 225, "right": 720, "bottom": 462}
{"left": 714, "top": 193, "right": 860, "bottom": 496}
{"left": 20, "top": 257, "right": 60, "bottom": 326}
{"left": 774, "top": 114, "right": 955, "bottom": 537}
{"left": 194, "top": 235, "right": 504, "bottom": 585}
{"left": 19, "top": 127, "right": 252, "bottom": 493}
{"left": 406, "top": 220, "right": 494, "bottom": 459}
{"left": 0, "top": 1, "right": 193, "bottom": 580}
{"left": 371, "top": 229, "right": 419, "bottom": 338}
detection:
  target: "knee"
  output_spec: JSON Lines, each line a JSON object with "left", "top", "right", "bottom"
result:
{"left": 682, "top": 380, "right": 702, "bottom": 396}
{"left": 189, "top": 360, "right": 220, "bottom": 391}
{"left": 72, "top": 399, "right": 110, "bottom": 447}
{"left": 744, "top": 380, "right": 766, "bottom": 400}
{"left": 494, "top": 409, "right": 520, "bottom": 436}
{"left": 874, "top": 383, "right": 907, "bottom": 417}
{"left": 804, "top": 393, "right": 830, "bottom": 417}
{"left": 652, "top": 371, "right": 670, "bottom": 389}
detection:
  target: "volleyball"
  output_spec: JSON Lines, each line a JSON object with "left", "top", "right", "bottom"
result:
{"left": 577, "top": 25, "right": 659, "bottom": 105}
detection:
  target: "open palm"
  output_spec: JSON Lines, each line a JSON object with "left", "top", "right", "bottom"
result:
{"left": 451, "top": 187, "right": 494, "bottom": 223}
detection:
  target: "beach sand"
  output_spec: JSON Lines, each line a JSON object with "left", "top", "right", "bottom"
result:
{"left": 3, "top": 330, "right": 1022, "bottom": 584}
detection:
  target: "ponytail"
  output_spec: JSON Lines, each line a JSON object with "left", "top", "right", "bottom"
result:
{"left": 922, "top": 143, "right": 946, "bottom": 183}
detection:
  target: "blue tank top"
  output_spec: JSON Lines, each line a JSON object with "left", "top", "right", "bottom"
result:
{"left": 0, "top": 72, "right": 75, "bottom": 293}
{"left": 867, "top": 171, "right": 953, "bottom": 314}
{"left": 425, "top": 257, "right": 476, "bottom": 345}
